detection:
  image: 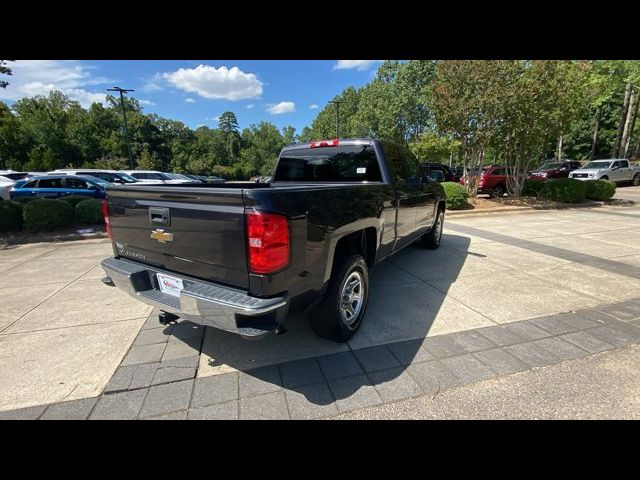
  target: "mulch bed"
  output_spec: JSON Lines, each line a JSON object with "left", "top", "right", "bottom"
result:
{"left": 450, "top": 196, "right": 635, "bottom": 213}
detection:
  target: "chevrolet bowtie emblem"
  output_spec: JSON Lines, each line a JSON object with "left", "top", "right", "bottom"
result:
{"left": 150, "top": 229, "right": 174, "bottom": 243}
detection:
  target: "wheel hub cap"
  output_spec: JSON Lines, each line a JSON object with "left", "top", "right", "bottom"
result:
{"left": 340, "top": 271, "right": 364, "bottom": 326}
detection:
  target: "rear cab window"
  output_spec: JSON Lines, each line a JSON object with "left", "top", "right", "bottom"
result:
{"left": 275, "top": 144, "right": 382, "bottom": 182}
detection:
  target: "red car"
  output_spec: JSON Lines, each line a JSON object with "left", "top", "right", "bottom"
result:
{"left": 528, "top": 160, "right": 582, "bottom": 181}
{"left": 460, "top": 165, "right": 509, "bottom": 197}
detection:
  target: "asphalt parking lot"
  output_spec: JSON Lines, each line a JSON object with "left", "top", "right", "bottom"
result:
{"left": 2, "top": 187, "right": 640, "bottom": 419}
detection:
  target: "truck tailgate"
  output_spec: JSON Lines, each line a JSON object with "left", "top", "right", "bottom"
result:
{"left": 106, "top": 186, "right": 250, "bottom": 289}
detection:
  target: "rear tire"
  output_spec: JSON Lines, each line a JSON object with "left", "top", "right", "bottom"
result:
{"left": 632, "top": 174, "right": 640, "bottom": 186}
{"left": 490, "top": 185, "right": 505, "bottom": 198}
{"left": 310, "top": 254, "right": 369, "bottom": 343}
{"left": 418, "top": 208, "right": 444, "bottom": 249}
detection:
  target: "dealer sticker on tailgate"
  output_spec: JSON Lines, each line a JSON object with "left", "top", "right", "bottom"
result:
{"left": 157, "top": 273, "right": 184, "bottom": 298}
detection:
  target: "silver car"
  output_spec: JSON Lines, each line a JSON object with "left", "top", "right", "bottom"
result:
{"left": 569, "top": 159, "right": 640, "bottom": 185}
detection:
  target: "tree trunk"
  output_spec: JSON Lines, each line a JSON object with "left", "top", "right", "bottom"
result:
{"left": 622, "top": 91, "right": 639, "bottom": 158}
{"left": 556, "top": 135, "right": 563, "bottom": 160}
{"left": 591, "top": 107, "right": 601, "bottom": 160}
{"left": 613, "top": 82, "right": 633, "bottom": 158}
{"left": 634, "top": 131, "right": 640, "bottom": 160}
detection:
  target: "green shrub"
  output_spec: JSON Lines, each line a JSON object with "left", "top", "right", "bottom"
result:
{"left": 0, "top": 200, "right": 23, "bottom": 233}
{"left": 584, "top": 179, "right": 616, "bottom": 201}
{"left": 522, "top": 179, "right": 545, "bottom": 197}
{"left": 442, "top": 182, "right": 469, "bottom": 210}
{"left": 539, "top": 178, "right": 587, "bottom": 203}
{"left": 23, "top": 199, "right": 74, "bottom": 233}
{"left": 59, "top": 195, "right": 94, "bottom": 208}
{"left": 75, "top": 199, "right": 103, "bottom": 224}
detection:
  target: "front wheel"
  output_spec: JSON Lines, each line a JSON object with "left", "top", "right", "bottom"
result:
{"left": 310, "top": 254, "right": 369, "bottom": 342}
{"left": 419, "top": 209, "right": 444, "bottom": 249}
{"left": 600, "top": 176, "right": 608, "bottom": 181}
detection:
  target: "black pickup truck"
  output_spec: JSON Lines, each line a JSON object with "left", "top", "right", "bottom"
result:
{"left": 101, "top": 138, "right": 446, "bottom": 342}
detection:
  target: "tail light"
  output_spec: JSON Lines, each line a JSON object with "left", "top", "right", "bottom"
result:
{"left": 246, "top": 211, "right": 289, "bottom": 274}
{"left": 102, "top": 197, "right": 112, "bottom": 240}
{"left": 310, "top": 139, "right": 339, "bottom": 148}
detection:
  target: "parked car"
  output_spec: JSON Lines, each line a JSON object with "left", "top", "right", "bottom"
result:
{"left": 568, "top": 159, "right": 640, "bottom": 185}
{"left": 48, "top": 169, "right": 145, "bottom": 185}
{"left": 9, "top": 175, "right": 109, "bottom": 200}
{"left": 0, "top": 170, "right": 33, "bottom": 182}
{"left": 528, "top": 160, "right": 582, "bottom": 181}
{"left": 182, "top": 174, "right": 206, "bottom": 183}
{"left": 461, "top": 165, "right": 510, "bottom": 197}
{"left": 101, "top": 138, "right": 446, "bottom": 343}
{"left": 420, "top": 163, "right": 460, "bottom": 183}
{"left": 0, "top": 171, "right": 40, "bottom": 200}
{"left": 118, "top": 170, "right": 192, "bottom": 184}
{"left": 164, "top": 173, "right": 198, "bottom": 183}
{"left": 0, "top": 178, "right": 13, "bottom": 201}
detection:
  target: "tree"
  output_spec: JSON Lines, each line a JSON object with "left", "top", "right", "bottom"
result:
{"left": 282, "top": 126, "right": 297, "bottom": 145}
{"left": 137, "top": 147, "right": 155, "bottom": 170}
{"left": 495, "top": 61, "right": 592, "bottom": 196}
{"left": 430, "top": 61, "right": 516, "bottom": 195}
{"left": 409, "top": 132, "right": 460, "bottom": 164}
{"left": 0, "top": 60, "right": 13, "bottom": 89}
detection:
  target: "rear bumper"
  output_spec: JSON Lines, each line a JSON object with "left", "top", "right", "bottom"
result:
{"left": 101, "top": 256, "right": 288, "bottom": 338}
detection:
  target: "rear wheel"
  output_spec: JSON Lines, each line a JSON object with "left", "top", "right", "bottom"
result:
{"left": 632, "top": 174, "right": 640, "bottom": 186}
{"left": 310, "top": 254, "right": 369, "bottom": 343}
{"left": 418, "top": 208, "right": 444, "bottom": 249}
{"left": 490, "top": 185, "right": 505, "bottom": 198}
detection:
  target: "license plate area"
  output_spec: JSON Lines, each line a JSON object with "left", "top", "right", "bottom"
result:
{"left": 156, "top": 273, "right": 184, "bottom": 298}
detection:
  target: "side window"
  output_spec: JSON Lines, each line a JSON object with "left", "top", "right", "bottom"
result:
{"left": 23, "top": 180, "right": 38, "bottom": 188}
{"left": 133, "top": 173, "right": 146, "bottom": 179}
{"left": 612, "top": 161, "right": 620, "bottom": 168}
{"left": 66, "top": 178, "right": 88, "bottom": 189}
{"left": 381, "top": 141, "right": 421, "bottom": 189}
{"left": 37, "top": 178, "right": 63, "bottom": 188}
{"left": 491, "top": 168, "right": 504, "bottom": 176}
{"left": 620, "top": 160, "right": 629, "bottom": 168}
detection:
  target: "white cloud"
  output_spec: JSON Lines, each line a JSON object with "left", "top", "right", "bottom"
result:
{"left": 185, "top": 97, "right": 195, "bottom": 103}
{"left": 162, "top": 64, "right": 262, "bottom": 101}
{"left": 246, "top": 104, "right": 254, "bottom": 109}
{"left": 139, "top": 99, "right": 156, "bottom": 107}
{"left": 140, "top": 73, "right": 164, "bottom": 92}
{"left": 0, "top": 60, "right": 113, "bottom": 107}
{"left": 266, "top": 101, "right": 296, "bottom": 115}
{"left": 333, "top": 60, "right": 382, "bottom": 71}
{"left": 309, "top": 103, "right": 319, "bottom": 109}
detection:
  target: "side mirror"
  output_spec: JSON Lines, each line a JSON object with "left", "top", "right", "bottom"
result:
{"left": 430, "top": 170, "right": 445, "bottom": 182}
{"left": 611, "top": 166, "right": 619, "bottom": 171}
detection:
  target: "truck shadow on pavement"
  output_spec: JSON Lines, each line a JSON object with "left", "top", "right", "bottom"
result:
{"left": 193, "top": 233, "right": 471, "bottom": 407}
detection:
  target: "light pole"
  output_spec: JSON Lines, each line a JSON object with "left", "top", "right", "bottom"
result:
{"left": 329, "top": 100, "right": 343, "bottom": 139}
{"left": 108, "top": 87, "right": 135, "bottom": 169}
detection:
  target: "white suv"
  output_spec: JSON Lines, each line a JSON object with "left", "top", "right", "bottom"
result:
{"left": 48, "top": 169, "right": 153, "bottom": 185}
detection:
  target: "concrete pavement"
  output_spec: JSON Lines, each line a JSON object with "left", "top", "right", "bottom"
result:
{"left": 334, "top": 342, "right": 640, "bottom": 420}
{"left": 1, "top": 185, "right": 640, "bottom": 416}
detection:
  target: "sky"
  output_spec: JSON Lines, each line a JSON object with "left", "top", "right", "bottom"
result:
{"left": 0, "top": 60, "right": 383, "bottom": 133}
